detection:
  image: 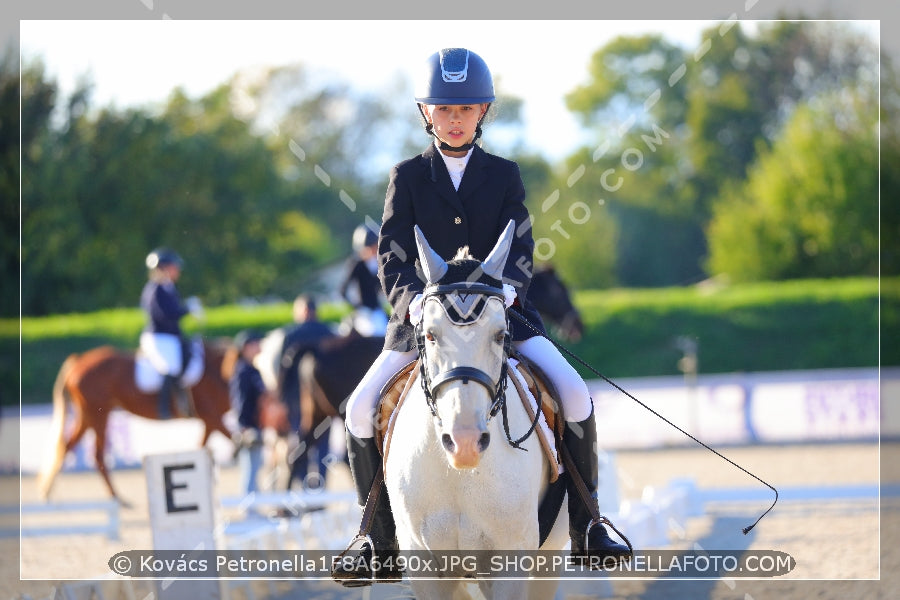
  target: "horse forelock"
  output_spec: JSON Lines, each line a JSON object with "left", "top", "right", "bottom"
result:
{"left": 425, "top": 254, "right": 504, "bottom": 325}
{"left": 452, "top": 246, "right": 473, "bottom": 261}
{"left": 439, "top": 257, "right": 502, "bottom": 289}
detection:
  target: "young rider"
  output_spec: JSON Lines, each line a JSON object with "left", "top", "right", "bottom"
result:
{"left": 333, "top": 48, "right": 632, "bottom": 586}
{"left": 140, "top": 248, "right": 194, "bottom": 419}
{"left": 340, "top": 223, "right": 389, "bottom": 336}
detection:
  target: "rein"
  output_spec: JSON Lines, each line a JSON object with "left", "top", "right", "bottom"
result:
{"left": 414, "top": 282, "right": 539, "bottom": 449}
{"left": 507, "top": 309, "right": 779, "bottom": 535}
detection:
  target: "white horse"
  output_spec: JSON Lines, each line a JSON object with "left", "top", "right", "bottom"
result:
{"left": 255, "top": 326, "right": 286, "bottom": 392}
{"left": 383, "top": 222, "right": 570, "bottom": 600}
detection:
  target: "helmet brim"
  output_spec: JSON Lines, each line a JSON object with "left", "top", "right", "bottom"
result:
{"left": 415, "top": 96, "right": 495, "bottom": 105}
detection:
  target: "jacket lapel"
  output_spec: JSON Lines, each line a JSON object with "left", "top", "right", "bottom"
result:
{"left": 422, "top": 144, "right": 465, "bottom": 216}
{"left": 456, "top": 145, "right": 488, "bottom": 201}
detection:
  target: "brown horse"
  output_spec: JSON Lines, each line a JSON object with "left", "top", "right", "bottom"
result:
{"left": 37, "top": 339, "right": 235, "bottom": 505}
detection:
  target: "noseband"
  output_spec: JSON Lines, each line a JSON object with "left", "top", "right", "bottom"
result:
{"left": 414, "top": 282, "right": 511, "bottom": 425}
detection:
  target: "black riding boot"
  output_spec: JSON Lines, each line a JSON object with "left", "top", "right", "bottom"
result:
{"left": 173, "top": 379, "right": 191, "bottom": 417}
{"left": 564, "top": 408, "right": 633, "bottom": 567}
{"left": 157, "top": 375, "right": 175, "bottom": 419}
{"left": 331, "top": 429, "right": 402, "bottom": 587}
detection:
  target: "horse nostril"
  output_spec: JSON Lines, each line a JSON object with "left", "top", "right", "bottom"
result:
{"left": 478, "top": 432, "right": 491, "bottom": 452}
{"left": 442, "top": 433, "right": 455, "bottom": 453}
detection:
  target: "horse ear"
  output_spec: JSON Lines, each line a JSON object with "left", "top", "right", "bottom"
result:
{"left": 481, "top": 220, "right": 516, "bottom": 281}
{"left": 414, "top": 225, "right": 448, "bottom": 284}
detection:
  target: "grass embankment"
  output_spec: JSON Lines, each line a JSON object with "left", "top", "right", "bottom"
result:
{"left": 3, "top": 277, "right": 897, "bottom": 406}
{"left": 565, "top": 277, "right": 895, "bottom": 380}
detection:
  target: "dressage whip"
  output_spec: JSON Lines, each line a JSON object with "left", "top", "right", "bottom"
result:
{"left": 508, "top": 310, "right": 778, "bottom": 535}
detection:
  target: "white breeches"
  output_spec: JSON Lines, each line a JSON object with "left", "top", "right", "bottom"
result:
{"left": 514, "top": 335, "right": 593, "bottom": 422}
{"left": 139, "top": 332, "right": 183, "bottom": 376}
{"left": 345, "top": 349, "right": 415, "bottom": 438}
{"left": 344, "top": 336, "right": 592, "bottom": 439}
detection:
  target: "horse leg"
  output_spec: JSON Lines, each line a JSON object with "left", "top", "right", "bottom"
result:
{"left": 90, "top": 413, "right": 129, "bottom": 507}
{"left": 309, "top": 418, "right": 332, "bottom": 489}
{"left": 289, "top": 376, "right": 325, "bottom": 491}
{"left": 62, "top": 408, "right": 88, "bottom": 453}
{"left": 200, "top": 418, "right": 232, "bottom": 447}
{"left": 259, "top": 430, "right": 286, "bottom": 491}
{"left": 286, "top": 428, "right": 312, "bottom": 490}
{"left": 298, "top": 420, "right": 331, "bottom": 490}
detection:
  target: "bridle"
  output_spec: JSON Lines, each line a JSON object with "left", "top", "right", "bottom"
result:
{"left": 414, "top": 282, "right": 511, "bottom": 426}
{"left": 413, "top": 281, "right": 543, "bottom": 450}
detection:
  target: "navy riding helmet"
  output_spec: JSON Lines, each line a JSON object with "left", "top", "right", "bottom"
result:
{"left": 145, "top": 247, "right": 183, "bottom": 270}
{"left": 352, "top": 223, "right": 378, "bottom": 253}
{"left": 415, "top": 48, "right": 495, "bottom": 105}
{"left": 415, "top": 48, "right": 495, "bottom": 151}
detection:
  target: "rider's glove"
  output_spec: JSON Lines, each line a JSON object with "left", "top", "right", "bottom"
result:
{"left": 502, "top": 283, "right": 517, "bottom": 307}
{"left": 409, "top": 293, "right": 424, "bottom": 326}
{"left": 185, "top": 296, "right": 206, "bottom": 321}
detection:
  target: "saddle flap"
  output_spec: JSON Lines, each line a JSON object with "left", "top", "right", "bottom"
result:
{"left": 374, "top": 359, "right": 419, "bottom": 456}
{"left": 507, "top": 355, "right": 564, "bottom": 483}
{"left": 510, "top": 351, "right": 566, "bottom": 441}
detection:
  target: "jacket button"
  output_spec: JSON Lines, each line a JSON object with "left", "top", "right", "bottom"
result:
{"left": 454, "top": 217, "right": 462, "bottom": 224}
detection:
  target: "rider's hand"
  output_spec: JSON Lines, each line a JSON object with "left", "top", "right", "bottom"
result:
{"left": 502, "top": 283, "right": 517, "bottom": 307}
{"left": 186, "top": 296, "right": 206, "bottom": 321}
{"left": 409, "top": 293, "right": 424, "bottom": 326}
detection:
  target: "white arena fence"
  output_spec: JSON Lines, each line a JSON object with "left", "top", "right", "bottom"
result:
{"left": 7, "top": 367, "right": 892, "bottom": 478}
{"left": 3, "top": 500, "right": 120, "bottom": 540}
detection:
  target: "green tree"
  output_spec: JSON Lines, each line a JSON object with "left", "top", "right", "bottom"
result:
{"left": 22, "top": 55, "right": 487, "bottom": 316}
{"left": 561, "top": 22, "right": 880, "bottom": 287}
{"left": 707, "top": 89, "right": 879, "bottom": 281}
{"left": 21, "top": 73, "right": 341, "bottom": 315}
{"left": 233, "top": 64, "right": 419, "bottom": 232}
{"left": 564, "top": 34, "right": 701, "bottom": 286}
{"left": 687, "top": 21, "right": 877, "bottom": 194}
{"left": 4, "top": 55, "right": 58, "bottom": 317}
{"left": 522, "top": 152, "right": 618, "bottom": 290}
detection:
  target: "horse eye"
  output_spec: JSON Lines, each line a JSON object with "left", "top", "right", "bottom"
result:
{"left": 425, "top": 331, "right": 436, "bottom": 342}
{"left": 494, "top": 330, "right": 507, "bottom": 343}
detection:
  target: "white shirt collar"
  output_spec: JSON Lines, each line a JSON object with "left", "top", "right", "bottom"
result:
{"left": 435, "top": 142, "right": 473, "bottom": 191}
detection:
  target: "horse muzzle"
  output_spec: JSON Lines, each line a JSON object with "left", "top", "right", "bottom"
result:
{"left": 428, "top": 366, "right": 499, "bottom": 469}
{"left": 441, "top": 427, "right": 491, "bottom": 469}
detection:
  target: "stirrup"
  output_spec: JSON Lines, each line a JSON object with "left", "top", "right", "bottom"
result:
{"left": 577, "top": 516, "right": 633, "bottom": 569}
{"left": 331, "top": 534, "right": 401, "bottom": 588}
{"left": 334, "top": 533, "right": 371, "bottom": 563}
{"left": 331, "top": 534, "right": 372, "bottom": 587}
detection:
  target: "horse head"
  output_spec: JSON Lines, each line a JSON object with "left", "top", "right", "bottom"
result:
{"left": 414, "top": 221, "right": 515, "bottom": 470}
